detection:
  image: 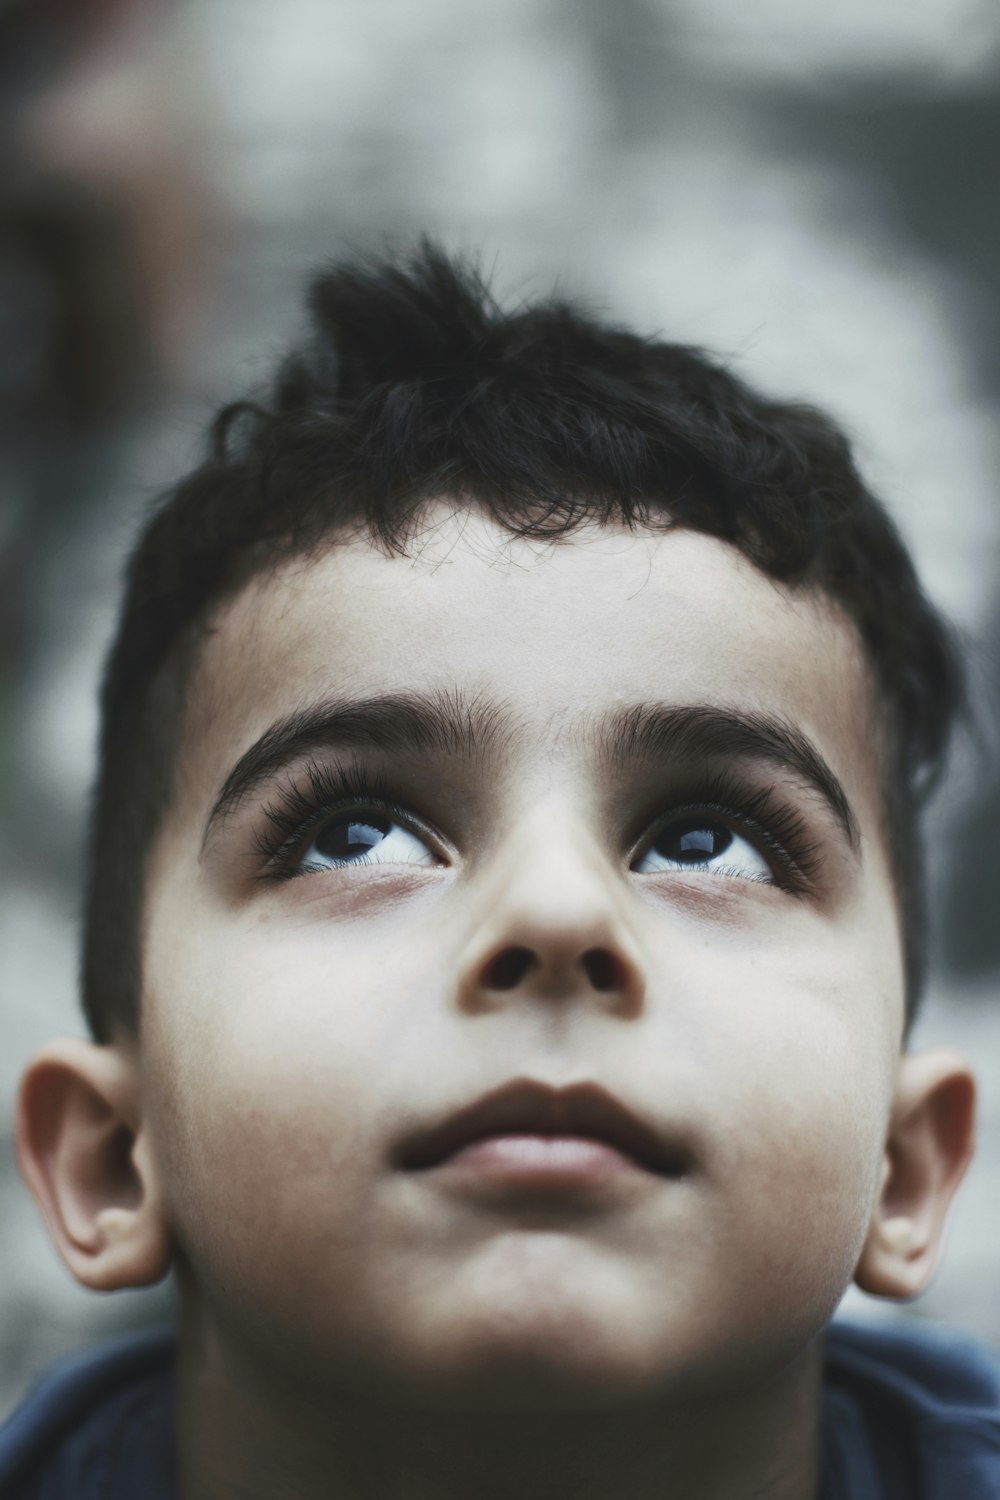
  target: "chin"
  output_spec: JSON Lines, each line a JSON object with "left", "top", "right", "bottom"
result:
{"left": 391, "top": 1342, "right": 670, "bottom": 1416}
{"left": 373, "top": 1296, "right": 691, "bottom": 1415}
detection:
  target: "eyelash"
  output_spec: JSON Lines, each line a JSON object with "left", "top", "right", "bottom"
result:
{"left": 253, "top": 760, "right": 419, "bottom": 881}
{"left": 635, "top": 767, "right": 821, "bottom": 895}
{"left": 251, "top": 759, "right": 821, "bottom": 892}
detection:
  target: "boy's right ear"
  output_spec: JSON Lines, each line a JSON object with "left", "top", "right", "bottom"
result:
{"left": 16, "top": 1037, "right": 172, "bottom": 1291}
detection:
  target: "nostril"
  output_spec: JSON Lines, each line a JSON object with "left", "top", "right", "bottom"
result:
{"left": 482, "top": 946, "right": 534, "bottom": 991}
{"left": 582, "top": 948, "right": 624, "bottom": 993}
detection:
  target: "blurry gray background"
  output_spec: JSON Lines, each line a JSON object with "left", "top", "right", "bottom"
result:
{"left": 2, "top": 0, "right": 998, "bottom": 1417}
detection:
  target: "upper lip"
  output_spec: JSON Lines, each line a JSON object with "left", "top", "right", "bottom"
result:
{"left": 394, "top": 1079, "right": 690, "bottom": 1177}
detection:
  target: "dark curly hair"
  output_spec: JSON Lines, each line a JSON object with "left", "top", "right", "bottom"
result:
{"left": 83, "top": 242, "right": 964, "bottom": 1040}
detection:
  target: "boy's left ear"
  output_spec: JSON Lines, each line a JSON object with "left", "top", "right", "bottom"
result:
{"left": 854, "top": 1048, "right": 975, "bottom": 1300}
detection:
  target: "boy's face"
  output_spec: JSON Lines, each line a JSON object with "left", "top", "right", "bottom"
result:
{"left": 140, "top": 504, "right": 904, "bottom": 1407}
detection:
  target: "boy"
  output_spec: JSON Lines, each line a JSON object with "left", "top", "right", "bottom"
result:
{"left": 2, "top": 245, "right": 997, "bottom": 1499}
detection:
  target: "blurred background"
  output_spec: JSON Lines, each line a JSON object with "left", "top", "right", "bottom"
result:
{"left": 1, "top": 0, "right": 998, "bottom": 1416}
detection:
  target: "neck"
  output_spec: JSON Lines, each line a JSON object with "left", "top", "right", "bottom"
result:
{"left": 175, "top": 1329, "right": 823, "bottom": 1500}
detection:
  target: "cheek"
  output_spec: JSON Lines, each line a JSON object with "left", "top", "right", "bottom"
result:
{"left": 140, "top": 927, "right": 396, "bottom": 1309}
{"left": 695, "top": 985, "right": 894, "bottom": 1321}
{"left": 644, "top": 904, "right": 899, "bottom": 1293}
{"left": 724, "top": 1050, "right": 886, "bottom": 1277}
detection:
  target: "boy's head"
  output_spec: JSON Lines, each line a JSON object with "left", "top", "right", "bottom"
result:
{"left": 18, "top": 248, "right": 975, "bottom": 1430}
{"left": 80, "top": 245, "right": 962, "bottom": 1045}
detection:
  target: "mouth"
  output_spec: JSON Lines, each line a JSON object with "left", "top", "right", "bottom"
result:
{"left": 394, "top": 1079, "right": 691, "bottom": 1184}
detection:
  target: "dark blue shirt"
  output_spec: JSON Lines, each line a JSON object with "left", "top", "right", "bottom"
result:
{"left": 1, "top": 1320, "right": 998, "bottom": 1497}
{"left": 821, "top": 1320, "right": 1000, "bottom": 1498}
{"left": 0, "top": 1330, "right": 174, "bottom": 1500}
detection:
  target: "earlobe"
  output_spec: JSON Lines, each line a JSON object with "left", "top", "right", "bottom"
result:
{"left": 16, "top": 1037, "right": 172, "bottom": 1291}
{"left": 854, "top": 1047, "right": 976, "bottom": 1300}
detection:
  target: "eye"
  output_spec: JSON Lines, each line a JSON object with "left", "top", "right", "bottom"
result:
{"left": 299, "top": 810, "right": 437, "bottom": 873}
{"left": 633, "top": 816, "right": 773, "bottom": 883}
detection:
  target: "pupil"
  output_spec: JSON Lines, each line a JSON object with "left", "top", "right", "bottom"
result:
{"left": 669, "top": 824, "right": 732, "bottom": 864}
{"left": 315, "top": 814, "right": 391, "bottom": 860}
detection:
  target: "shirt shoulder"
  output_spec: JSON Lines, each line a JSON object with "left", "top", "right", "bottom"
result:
{"left": 823, "top": 1318, "right": 1000, "bottom": 1500}
{"left": 0, "top": 1328, "right": 175, "bottom": 1500}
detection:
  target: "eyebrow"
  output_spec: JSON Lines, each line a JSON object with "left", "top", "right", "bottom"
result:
{"left": 202, "top": 690, "right": 515, "bottom": 846}
{"left": 202, "top": 691, "right": 860, "bottom": 853}
{"left": 597, "top": 702, "right": 860, "bottom": 851}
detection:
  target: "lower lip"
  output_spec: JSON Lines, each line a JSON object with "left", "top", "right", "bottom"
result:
{"left": 437, "top": 1133, "right": 646, "bottom": 1184}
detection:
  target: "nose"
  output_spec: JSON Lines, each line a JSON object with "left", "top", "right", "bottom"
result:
{"left": 455, "top": 813, "right": 646, "bottom": 1018}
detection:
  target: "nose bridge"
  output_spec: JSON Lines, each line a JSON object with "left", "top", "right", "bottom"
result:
{"left": 456, "top": 805, "right": 646, "bottom": 1015}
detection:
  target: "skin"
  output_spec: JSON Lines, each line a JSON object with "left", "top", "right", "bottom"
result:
{"left": 17, "top": 506, "right": 976, "bottom": 1500}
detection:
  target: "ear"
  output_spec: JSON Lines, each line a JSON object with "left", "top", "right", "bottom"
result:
{"left": 16, "top": 1037, "right": 172, "bottom": 1291}
{"left": 854, "top": 1047, "right": 975, "bottom": 1300}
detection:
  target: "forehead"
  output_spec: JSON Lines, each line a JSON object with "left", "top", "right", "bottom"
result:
{"left": 182, "top": 506, "right": 879, "bottom": 806}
